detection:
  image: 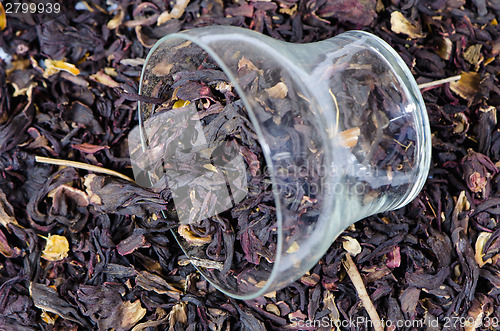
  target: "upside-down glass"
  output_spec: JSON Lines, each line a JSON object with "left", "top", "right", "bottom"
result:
{"left": 130, "top": 26, "right": 431, "bottom": 300}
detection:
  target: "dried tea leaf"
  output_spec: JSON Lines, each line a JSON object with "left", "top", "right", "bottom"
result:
{"left": 135, "top": 271, "right": 182, "bottom": 299}
{"left": 71, "top": 143, "right": 108, "bottom": 154}
{"left": 63, "top": 101, "right": 104, "bottom": 135}
{"left": 30, "top": 283, "right": 87, "bottom": 326}
{"left": 475, "top": 232, "right": 493, "bottom": 267}
{"left": 47, "top": 185, "right": 89, "bottom": 208}
{"left": 406, "top": 267, "right": 450, "bottom": 290}
{"left": 77, "top": 283, "right": 142, "bottom": 331}
{"left": 41, "top": 234, "right": 69, "bottom": 262}
{"left": 0, "top": 188, "right": 19, "bottom": 229}
{"left": 399, "top": 286, "right": 420, "bottom": 317}
{"left": 300, "top": 273, "right": 320, "bottom": 286}
{"left": 43, "top": 59, "right": 80, "bottom": 78}
{"left": 265, "top": 82, "right": 288, "bottom": 99}
{"left": 178, "top": 256, "right": 224, "bottom": 270}
{"left": 0, "top": 228, "right": 21, "bottom": 257}
{"left": 117, "top": 234, "right": 151, "bottom": 256}
{"left": 450, "top": 72, "right": 481, "bottom": 100}
{"left": 239, "top": 308, "right": 266, "bottom": 331}
{"left": 342, "top": 236, "right": 362, "bottom": 256}
{"left": 390, "top": 12, "right": 426, "bottom": 39}
{"left": 363, "top": 264, "right": 391, "bottom": 282}
{"left": 0, "top": 86, "right": 35, "bottom": 153}
{"left": 316, "top": 0, "right": 377, "bottom": 26}
{"left": 178, "top": 225, "right": 212, "bottom": 246}
{"left": 427, "top": 228, "right": 453, "bottom": 268}
{"left": 83, "top": 174, "right": 168, "bottom": 218}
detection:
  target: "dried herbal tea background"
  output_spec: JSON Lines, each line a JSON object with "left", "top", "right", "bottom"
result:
{"left": 0, "top": 0, "right": 499, "bottom": 330}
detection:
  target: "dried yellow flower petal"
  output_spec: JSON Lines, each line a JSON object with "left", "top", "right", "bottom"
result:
{"left": 169, "top": 302, "right": 187, "bottom": 329}
{"left": 342, "top": 236, "right": 362, "bottom": 257}
{"left": 43, "top": 60, "right": 80, "bottom": 78}
{"left": 279, "top": 4, "right": 297, "bottom": 16}
{"left": 390, "top": 12, "right": 425, "bottom": 39}
{"left": 202, "top": 164, "right": 218, "bottom": 172}
{"left": 104, "top": 67, "right": 118, "bottom": 77}
{"left": 173, "top": 99, "right": 191, "bottom": 108}
{"left": 266, "top": 82, "right": 288, "bottom": 99}
{"left": 178, "top": 225, "right": 212, "bottom": 246}
{"left": 463, "top": 44, "right": 483, "bottom": 66}
{"left": 121, "top": 300, "right": 146, "bottom": 330}
{"left": 286, "top": 241, "right": 299, "bottom": 254}
{"left": 339, "top": 127, "right": 361, "bottom": 148}
{"left": 475, "top": 232, "right": 493, "bottom": 268}
{"left": 0, "top": 189, "right": 19, "bottom": 229}
{"left": 90, "top": 71, "right": 120, "bottom": 88}
{"left": 266, "top": 303, "right": 281, "bottom": 316}
{"left": 0, "top": 2, "right": 6, "bottom": 30}
{"left": 42, "top": 234, "right": 69, "bottom": 262}
{"left": 41, "top": 311, "right": 58, "bottom": 324}
{"left": 450, "top": 72, "right": 481, "bottom": 100}
{"left": 238, "top": 56, "right": 260, "bottom": 72}
{"left": 107, "top": 9, "right": 124, "bottom": 29}
{"left": 157, "top": 0, "right": 190, "bottom": 25}
{"left": 152, "top": 62, "right": 174, "bottom": 76}
{"left": 435, "top": 37, "right": 453, "bottom": 60}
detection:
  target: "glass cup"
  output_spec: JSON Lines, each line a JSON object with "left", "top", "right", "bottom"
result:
{"left": 129, "top": 26, "right": 431, "bottom": 300}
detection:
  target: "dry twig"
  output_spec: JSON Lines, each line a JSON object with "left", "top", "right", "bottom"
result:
{"left": 418, "top": 75, "right": 462, "bottom": 90}
{"left": 343, "top": 253, "right": 384, "bottom": 331}
{"left": 35, "top": 156, "right": 134, "bottom": 182}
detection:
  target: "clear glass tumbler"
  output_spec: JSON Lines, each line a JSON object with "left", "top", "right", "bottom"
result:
{"left": 129, "top": 26, "right": 431, "bottom": 299}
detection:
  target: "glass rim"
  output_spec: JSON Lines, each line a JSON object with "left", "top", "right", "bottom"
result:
{"left": 345, "top": 30, "right": 431, "bottom": 209}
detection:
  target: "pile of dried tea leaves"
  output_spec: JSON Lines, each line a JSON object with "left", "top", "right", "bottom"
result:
{"left": 1, "top": 0, "right": 499, "bottom": 330}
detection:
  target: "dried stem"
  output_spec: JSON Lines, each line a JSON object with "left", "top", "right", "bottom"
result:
{"left": 418, "top": 75, "right": 462, "bottom": 90}
{"left": 343, "top": 254, "right": 383, "bottom": 331}
{"left": 35, "top": 156, "right": 134, "bottom": 182}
